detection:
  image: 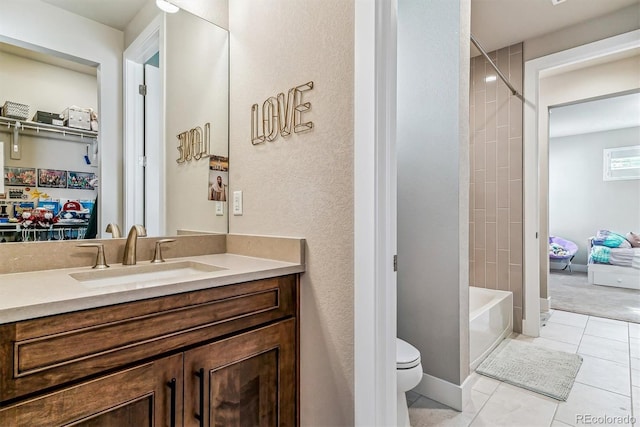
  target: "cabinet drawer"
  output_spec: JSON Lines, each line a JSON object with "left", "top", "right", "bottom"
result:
{"left": 592, "top": 270, "right": 640, "bottom": 290}
{"left": 0, "top": 275, "right": 297, "bottom": 403}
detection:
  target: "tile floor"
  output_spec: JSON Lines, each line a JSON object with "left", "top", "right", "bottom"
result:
{"left": 407, "top": 310, "right": 639, "bottom": 427}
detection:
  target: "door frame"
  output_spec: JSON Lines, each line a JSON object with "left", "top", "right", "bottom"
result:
{"left": 354, "top": 0, "right": 398, "bottom": 425}
{"left": 123, "top": 15, "right": 165, "bottom": 233}
{"left": 143, "top": 63, "right": 162, "bottom": 236}
{"left": 522, "top": 29, "right": 640, "bottom": 337}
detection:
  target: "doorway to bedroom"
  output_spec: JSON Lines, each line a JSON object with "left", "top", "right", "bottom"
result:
{"left": 547, "top": 90, "right": 640, "bottom": 324}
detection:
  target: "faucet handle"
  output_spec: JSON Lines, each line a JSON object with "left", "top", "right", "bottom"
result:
{"left": 151, "top": 239, "right": 176, "bottom": 263}
{"left": 77, "top": 243, "right": 109, "bottom": 269}
{"left": 105, "top": 223, "right": 121, "bottom": 238}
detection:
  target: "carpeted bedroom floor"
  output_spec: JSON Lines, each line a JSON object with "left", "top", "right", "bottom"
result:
{"left": 548, "top": 270, "right": 640, "bottom": 324}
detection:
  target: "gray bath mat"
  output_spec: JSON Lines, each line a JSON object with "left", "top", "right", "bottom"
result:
{"left": 476, "top": 339, "right": 583, "bottom": 401}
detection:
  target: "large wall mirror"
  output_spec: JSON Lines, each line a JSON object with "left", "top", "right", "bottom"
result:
{"left": 0, "top": 0, "right": 229, "bottom": 243}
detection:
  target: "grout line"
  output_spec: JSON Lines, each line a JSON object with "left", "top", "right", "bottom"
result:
{"left": 545, "top": 317, "right": 588, "bottom": 329}
{"left": 573, "top": 379, "right": 632, "bottom": 399}
{"left": 577, "top": 351, "right": 630, "bottom": 367}
{"left": 550, "top": 401, "right": 561, "bottom": 427}
{"left": 466, "top": 383, "right": 495, "bottom": 427}
{"left": 536, "top": 330, "right": 583, "bottom": 347}
{"left": 573, "top": 317, "right": 632, "bottom": 401}
{"left": 579, "top": 318, "right": 591, "bottom": 340}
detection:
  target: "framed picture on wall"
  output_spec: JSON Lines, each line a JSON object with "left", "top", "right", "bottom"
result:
{"left": 208, "top": 155, "right": 229, "bottom": 202}
{"left": 4, "top": 167, "right": 36, "bottom": 187}
{"left": 38, "top": 169, "right": 67, "bottom": 188}
{"left": 67, "top": 171, "right": 96, "bottom": 190}
{"left": 7, "top": 187, "right": 27, "bottom": 200}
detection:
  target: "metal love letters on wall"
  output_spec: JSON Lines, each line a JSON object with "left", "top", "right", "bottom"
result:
{"left": 176, "top": 122, "right": 211, "bottom": 163}
{"left": 251, "top": 81, "right": 314, "bottom": 145}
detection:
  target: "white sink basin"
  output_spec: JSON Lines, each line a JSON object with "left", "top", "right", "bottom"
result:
{"left": 69, "top": 261, "right": 226, "bottom": 288}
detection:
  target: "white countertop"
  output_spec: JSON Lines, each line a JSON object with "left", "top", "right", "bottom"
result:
{"left": 0, "top": 253, "right": 304, "bottom": 324}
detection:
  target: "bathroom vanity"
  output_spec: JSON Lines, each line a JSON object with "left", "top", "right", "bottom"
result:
{"left": 0, "top": 236, "right": 304, "bottom": 426}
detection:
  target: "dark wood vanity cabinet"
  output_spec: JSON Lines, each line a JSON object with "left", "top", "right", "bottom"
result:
{"left": 0, "top": 274, "right": 299, "bottom": 426}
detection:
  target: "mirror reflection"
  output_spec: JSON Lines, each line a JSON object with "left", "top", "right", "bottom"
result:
{"left": 0, "top": 0, "right": 229, "bottom": 243}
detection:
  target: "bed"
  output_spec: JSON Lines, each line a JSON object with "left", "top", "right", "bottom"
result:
{"left": 587, "top": 231, "right": 640, "bottom": 290}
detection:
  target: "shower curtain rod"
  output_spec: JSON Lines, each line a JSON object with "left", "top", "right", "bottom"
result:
{"left": 470, "top": 34, "right": 522, "bottom": 99}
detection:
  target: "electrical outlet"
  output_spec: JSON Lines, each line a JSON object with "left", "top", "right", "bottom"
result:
{"left": 233, "top": 191, "right": 243, "bottom": 215}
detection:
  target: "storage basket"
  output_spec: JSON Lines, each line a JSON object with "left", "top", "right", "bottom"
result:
{"left": 63, "top": 106, "right": 91, "bottom": 130}
{"left": 1, "top": 101, "right": 30, "bottom": 121}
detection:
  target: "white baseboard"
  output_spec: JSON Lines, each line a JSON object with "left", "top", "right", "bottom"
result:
{"left": 549, "top": 262, "right": 587, "bottom": 273}
{"left": 540, "top": 297, "right": 551, "bottom": 312}
{"left": 412, "top": 372, "right": 471, "bottom": 412}
{"left": 522, "top": 318, "right": 539, "bottom": 337}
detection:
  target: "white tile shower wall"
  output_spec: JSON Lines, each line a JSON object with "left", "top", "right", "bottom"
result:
{"left": 470, "top": 43, "right": 524, "bottom": 333}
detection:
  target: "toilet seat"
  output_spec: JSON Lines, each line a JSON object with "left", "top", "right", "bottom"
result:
{"left": 397, "top": 338, "right": 421, "bottom": 370}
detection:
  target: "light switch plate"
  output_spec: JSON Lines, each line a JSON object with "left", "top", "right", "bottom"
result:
{"left": 9, "top": 133, "right": 20, "bottom": 160}
{"left": 215, "top": 201, "right": 224, "bottom": 216}
{"left": 233, "top": 191, "right": 243, "bottom": 215}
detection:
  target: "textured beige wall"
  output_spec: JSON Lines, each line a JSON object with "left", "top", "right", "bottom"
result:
{"left": 469, "top": 43, "right": 524, "bottom": 333}
{"left": 538, "top": 54, "right": 640, "bottom": 299}
{"left": 228, "top": 0, "right": 355, "bottom": 425}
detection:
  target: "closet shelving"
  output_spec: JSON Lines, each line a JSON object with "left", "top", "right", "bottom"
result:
{"left": 0, "top": 222, "right": 88, "bottom": 242}
{"left": 0, "top": 116, "right": 97, "bottom": 242}
{"left": 0, "top": 116, "right": 98, "bottom": 143}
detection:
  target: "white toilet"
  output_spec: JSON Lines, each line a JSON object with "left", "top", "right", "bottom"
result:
{"left": 397, "top": 338, "right": 423, "bottom": 427}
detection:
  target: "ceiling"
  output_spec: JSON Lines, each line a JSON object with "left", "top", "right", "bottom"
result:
{"left": 40, "top": 0, "right": 148, "bottom": 31}
{"left": 549, "top": 92, "right": 640, "bottom": 138}
{"left": 471, "top": 0, "right": 640, "bottom": 54}
{"left": 35, "top": 0, "right": 640, "bottom": 50}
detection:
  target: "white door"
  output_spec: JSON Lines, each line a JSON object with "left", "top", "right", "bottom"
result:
{"left": 144, "top": 63, "right": 161, "bottom": 236}
{"left": 123, "top": 16, "right": 163, "bottom": 235}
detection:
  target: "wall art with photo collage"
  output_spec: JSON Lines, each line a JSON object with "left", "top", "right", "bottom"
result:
{"left": 3, "top": 167, "right": 95, "bottom": 191}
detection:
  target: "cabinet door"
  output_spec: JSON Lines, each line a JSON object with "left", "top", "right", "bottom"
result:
{"left": 184, "top": 319, "right": 296, "bottom": 427}
{"left": 0, "top": 353, "right": 183, "bottom": 427}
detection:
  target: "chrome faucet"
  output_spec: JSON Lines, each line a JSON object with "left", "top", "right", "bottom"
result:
{"left": 123, "top": 225, "right": 147, "bottom": 265}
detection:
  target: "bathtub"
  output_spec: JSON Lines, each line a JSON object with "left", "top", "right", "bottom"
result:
{"left": 469, "top": 287, "right": 513, "bottom": 370}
